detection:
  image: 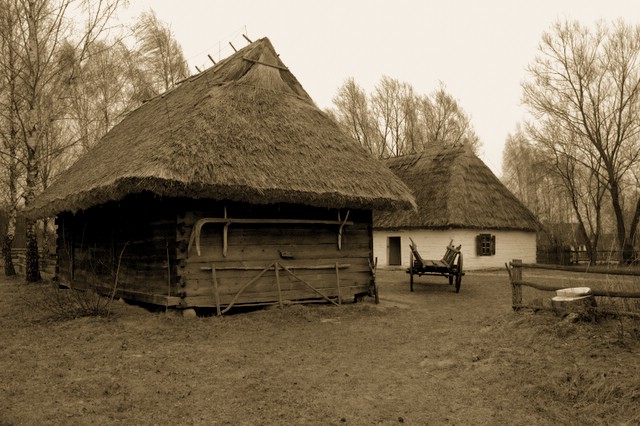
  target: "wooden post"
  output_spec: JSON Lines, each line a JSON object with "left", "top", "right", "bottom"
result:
{"left": 274, "top": 261, "right": 284, "bottom": 310}
{"left": 211, "top": 264, "right": 221, "bottom": 316}
{"left": 511, "top": 259, "right": 523, "bottom": 310}
{"left": 335, "top": 262, "right": 342, "bottom": 304}
{"left": 222, "top": 222, "right": 230, "bottom": 257}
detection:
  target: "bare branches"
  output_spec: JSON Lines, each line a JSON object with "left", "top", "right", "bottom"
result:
{"left": 523, "top": 19, "right": 640, "bottom": 263}
{"left": 133, "top": 9, "right": 189, "bottom": 94}
{"left": 331, "top": 77, "right": 481, "bottom": 159}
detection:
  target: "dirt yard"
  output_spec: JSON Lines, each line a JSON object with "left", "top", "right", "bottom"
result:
{"left": 1, "top": 268, "right": 639, "bottom": 425}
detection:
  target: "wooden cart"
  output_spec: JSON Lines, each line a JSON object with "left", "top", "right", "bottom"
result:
{"left": 407, "top": 238, "right": 464, "bottom": 293}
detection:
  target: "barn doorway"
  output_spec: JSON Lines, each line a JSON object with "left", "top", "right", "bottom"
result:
{"left": 388, "top": 236, "right": 402, "bottom": 265}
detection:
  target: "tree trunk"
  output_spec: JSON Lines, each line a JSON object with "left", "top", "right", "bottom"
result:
{"left": 25, "top": 219, "right": 40, "bottom": 282}
{"left": 2, "top": 235, "right": 16, "bottom": 276}
{"left": 24, "top": 147, "right": 40, "bottom": 282}
{"left": 609, "top": 180, "right": 631, "bottom": 263}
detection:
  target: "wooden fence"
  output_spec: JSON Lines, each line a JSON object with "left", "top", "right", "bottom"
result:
{"left": 507, "top": 259, "right": 640, "bottom": 318}
{"left": 8, "top": 248, "right": 56, "bottom": 280}
{"left": 537, "top": 248, "right": 640, "bottom": 265}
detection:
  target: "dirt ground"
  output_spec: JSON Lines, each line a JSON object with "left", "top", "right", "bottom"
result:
{"left": 0, "top": 268, "right": 639, "bottom": 425}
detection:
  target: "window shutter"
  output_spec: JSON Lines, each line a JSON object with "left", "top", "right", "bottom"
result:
{"left": 476, "top": 234, "right": 482, "bottom": 255}
{"left": 491, "top": 235, "right": 496, "bottom": 255}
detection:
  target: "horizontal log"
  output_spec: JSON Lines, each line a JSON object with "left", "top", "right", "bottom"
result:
{"left": 183, "top": 283, "right": 367, "bottom": 299}
{"left": 193, "top": 229, "right": 370, "bottom": 249}
{"left": 184, "top": 272, "right": 370, "bottom": 296}
{"left": 59, "top": 280, "right": 181, "bottom": 306}
{"left": 182, "top": 263, "right": 371, "bottom": 281}
{"left": 185, "top": 247, "right": 371, "bottom": 264}
{"left": 199, "top": 263, "right": 351, "bottom": 271}
{"left": 193, "top": 243, "right": 369, "bottom": 258}
{"left": 515, "top": 262, "right": 640, "bottom": 277}
{"left": 193, "top": 217, "right": 355, "bottom": 226}
{"left": 180, "top": 287, "right": 368, "bottom": 308}
{"left": 513, "top": 280, "right": 640, "bottom": 299}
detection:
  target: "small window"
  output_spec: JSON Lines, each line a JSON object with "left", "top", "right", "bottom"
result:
{"left": 476, "top": 234, "right": 496, "bottom": 256}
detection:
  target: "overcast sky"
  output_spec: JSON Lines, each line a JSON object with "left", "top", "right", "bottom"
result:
{"left": 118, "top": 0, "right": 639, "bottom": 176}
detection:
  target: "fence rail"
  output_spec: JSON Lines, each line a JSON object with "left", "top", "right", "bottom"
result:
{"left": 5, "top": 248, "right": 56, "bottom": 279}
{"left": 536, "top": 249, "right": 640, "bottom": 265}
{"left": 506, "top": 259, "right": 640, "bottom": 318}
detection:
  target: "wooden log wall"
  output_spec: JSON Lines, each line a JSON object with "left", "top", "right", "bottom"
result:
{"left": 176, "top": 200, "right": 373, "bottom": 309}
{"left": 56, "top": 194, "right": 180, "bottom": 306}
{"left": 53, "top": 196, "right": 375, "bottom": 309}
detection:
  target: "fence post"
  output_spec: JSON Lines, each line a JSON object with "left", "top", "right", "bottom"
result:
{"left": 511, "top": 259, "right": 522, "bottom": 310}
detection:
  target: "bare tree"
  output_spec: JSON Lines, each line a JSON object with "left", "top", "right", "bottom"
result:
{"left": 523, "top": 19, "right": 640, "bottom": 263}
{"left": 64, "top": 39, "right": 143, "bottom": 154}
{"left": 0, "top": 0, "right": 22, "bottom": 275}
{"left": 530, "top": 121, "right": 608, "bottom": 265}
{"left": 502, "top": 126, "right": 543, "bottom": 213}
{"left": 331, "top": 77, "right": 481, "bottom": 158}
{"left": 133, "top": 10, "right": 189, "bottom": 94}
{"left": 0, "top": 0, "right": 122, "bottom": 281}
{"left": 371, "top": 76, "right": 407, "bottom": 157}
{"left": 331, "top": 78, "right": 380, "bottom": 156}
{"left": 502, "top": 126, "right": 574, "bottom": 226}
{"left": 418, "top": 83, "right": 480, "bottom": 152}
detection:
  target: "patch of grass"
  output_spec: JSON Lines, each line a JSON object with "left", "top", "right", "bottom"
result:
{"left": 1, "top": 270, "right": 639, "bottom": 425}
{"left": 18, "top": 280, "right": 118, "bottom": 321}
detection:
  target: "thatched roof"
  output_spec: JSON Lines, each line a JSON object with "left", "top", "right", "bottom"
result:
{"left": 374, "top": 145, "right": 540, "bottom": 231}
{"left": 26, "top": 37, "right": 415, "bottom": 218}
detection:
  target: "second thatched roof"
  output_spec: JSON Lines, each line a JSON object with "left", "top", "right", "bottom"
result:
{"left": 374, "top": 145, "right": 539, "bottom": 231}
{"left": 26, "top": 37, "right": 415, "bottom": 218}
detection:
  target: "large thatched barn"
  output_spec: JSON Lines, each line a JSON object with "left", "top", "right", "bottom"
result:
{"left": 25, "top": 37, "right": 415, "bottom": 312}
{"left": 374, "top": 145, "right": 539, "bottom": 270}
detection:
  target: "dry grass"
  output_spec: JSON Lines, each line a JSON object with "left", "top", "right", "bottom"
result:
{"left": 1, "top": 269, "right": 639, "bottom": 425}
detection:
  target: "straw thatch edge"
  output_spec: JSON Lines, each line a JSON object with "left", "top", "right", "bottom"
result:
{"left": 25, "top": 176, "right": 415, "bottom": 219}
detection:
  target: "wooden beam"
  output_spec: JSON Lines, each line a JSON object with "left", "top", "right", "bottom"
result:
{"left": 199, "top": 263, "right": 351, "bottom": 271}
{"left": 513, "top": 280, "right": 640, "bottom": 299}
{"left": 337, "top": 210, "right": 350, "bottom": 250}
{"left": 211, "top": 264, "right": 221, "bottom": 316}
{"left": 220, "top": 262, "right": 274, "bottom": 314}
{"left": 188, "top": 217, "right": 354, "bottom": 257}
{"left": 280, "top": 264, "right": 340, "bottom": 306}
{"left": 335, "top": 262, "right": 342, "bottom": 304}
{"left": 242, "top": 56, "right": 288, "bottom": 71}
{"left": 274, "top": 262, "right": 284, "bottom": 309}
{"left": 510, "top": 259, "right": 523, "bottom": 308}
{"left": 87, "top": 284, "right": 182, "bottom": 307}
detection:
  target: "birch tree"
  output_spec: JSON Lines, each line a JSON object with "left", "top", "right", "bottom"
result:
{"left": 0, "top": 0, "right": 22, "bottom": 275}
{"left": 0, "top": 0, "right": 121, "bottom": 281}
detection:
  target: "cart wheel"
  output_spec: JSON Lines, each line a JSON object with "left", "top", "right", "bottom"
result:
{"left": 455, "top": 253, "right": 463, "bottom": 293}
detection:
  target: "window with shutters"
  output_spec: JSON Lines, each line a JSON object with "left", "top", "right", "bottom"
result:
{"left": 476, "top": 233, "right": 496, "bottom": 256}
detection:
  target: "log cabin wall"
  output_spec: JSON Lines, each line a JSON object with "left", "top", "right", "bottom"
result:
{"left": 176, "top": 200, "right": 373, "bottom": 310}
{"left": 55, "top": 194, "right": 179, "bottom": 306}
